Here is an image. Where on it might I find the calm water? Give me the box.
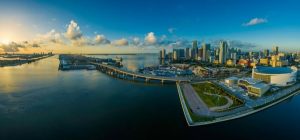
[0,55,299,140]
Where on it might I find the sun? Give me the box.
[0,38,11,45]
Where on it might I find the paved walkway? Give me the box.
[181,83,211,116]
[202,92,233,111]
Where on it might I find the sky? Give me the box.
[0,0,300,53]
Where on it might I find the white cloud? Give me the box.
[112,38,129,46]
[168,28,176,33]
[132,37,140,45]
[37,29,64,44]
[243,18,268,26]
[65,20,83,40]
[145,32,157,44]
[95,34,110,44]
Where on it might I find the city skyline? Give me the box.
[1,0,300,54]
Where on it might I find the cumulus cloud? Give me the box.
[145,32,157,45]
[94,34,110,44]
[131,37,141,46]
[37,29,64,44]
[112,38,129,46]
[65,20,83,40]
[0,42,25,52]
[243,18,268,26]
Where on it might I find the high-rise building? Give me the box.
[173,49,178,60]
[173,49,185,60]
[264,49,269,57]
[191,40,198,59]
[273,46,279,55]
[159,49,166,59]
[219,41,228,64]
[185,48,190,59]
[198,48,203,60]
[202,43,211,62]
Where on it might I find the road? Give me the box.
[181,83,211,116]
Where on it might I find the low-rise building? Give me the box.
[225,77,238,86]
[238,77,270,97]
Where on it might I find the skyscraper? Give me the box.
[191,40,198,59]
[159,48,166,59]
[185,47,190,59]
[202,43,211,62]
[273,46,279,55]
[264,49,269,57]
[219,41,228,64]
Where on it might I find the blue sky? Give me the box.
[0,0,300,53]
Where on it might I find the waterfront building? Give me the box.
[219,41,228,64]
[238,77,270,97]
[252,66,298,86]
[225,77,238,86]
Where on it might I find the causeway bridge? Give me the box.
[90,62,194,83]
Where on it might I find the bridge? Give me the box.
[90,62,193,83]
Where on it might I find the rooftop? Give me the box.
[239,77,262,84]
[249,82,270,89]
[255,66,295,74]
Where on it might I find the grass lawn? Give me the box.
[192,83,228,108]
[192,82,243,110]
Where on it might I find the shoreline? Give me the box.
[177,82,300,126]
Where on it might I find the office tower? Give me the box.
[202,43,211,62]
[173,49,185,60]
[173,49,178,60]
[219,41,228,64]
[159,48,166,59]
[179,49,185,59]
[198,48,203,60]
[191,40,198,59]
[231,52,237,64]
[264,49,269,57]
[185,48,190,59]
[273,46,279,55]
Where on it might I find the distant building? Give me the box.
[270,55,288,67]
[191,40,198,59]
[264,49,269,57]
[226,59,235,66]
[272,46,279,55]
[159,49,166,59]
[202,43,211,62]
[198,48,203,60]
[219,41,228,64]
[259,58,269,65]
[185,48,190,59]
[173,49,185,60]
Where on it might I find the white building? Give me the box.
[252,66,298,86]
